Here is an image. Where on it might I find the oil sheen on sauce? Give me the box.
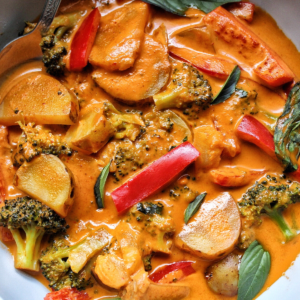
[0,1,300,300]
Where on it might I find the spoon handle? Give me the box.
[38,0,62,35]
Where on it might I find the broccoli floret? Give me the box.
[12,122,73,167]
[0,197,68,271]
[129,202,175,254]
[238,174,300,243]
[40,12,81,76]
[153,60,213,110]
[104,102,145,142]
[40,237,93,291]
[142,253,153,271]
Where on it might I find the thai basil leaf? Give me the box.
[211,65,241,105]
[94,161,111,209]
[274,82,300,172]
[237,240,271,300]
[184,193,206,224]
[142,0,240,15]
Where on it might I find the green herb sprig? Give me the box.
[94,161,112,209]
[184,193,207,224]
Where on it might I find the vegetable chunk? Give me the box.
[92,26,171,102]
[94,253,130,289]
[14,154,74,217]
[176,193,241,260]
[0,74,79,126]
[205,253,239,296]
[89,1,149,71]
[203,7,294,86]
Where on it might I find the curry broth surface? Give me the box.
[1,1,300,299]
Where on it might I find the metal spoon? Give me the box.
[0,0,61,77]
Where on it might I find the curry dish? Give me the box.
[1,1,300,299]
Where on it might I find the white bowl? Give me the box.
[0,1,299,299]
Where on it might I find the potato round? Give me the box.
[176,193,241,260]
[205,253,240,296]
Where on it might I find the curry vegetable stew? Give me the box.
[1,0,300,299]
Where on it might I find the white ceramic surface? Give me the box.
[0,1,300,299]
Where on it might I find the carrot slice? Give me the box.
[203,6,294,87]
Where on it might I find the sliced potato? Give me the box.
[92,25,171,103]
[0,74,79,126]
[65,107,115,154]
[116,221,143,275]
[69,229,112,274]
[89,1,149,71]
[176,193,241,260]
[205,253,240,296]
[94,252,130,289]
[14,154,74,217]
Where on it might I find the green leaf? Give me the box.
[274,82,300,172]
[238,240,271,300]
[94,161,111,209]
[142,0,240,15]
[211,65,241,105]
[184,193,206,224]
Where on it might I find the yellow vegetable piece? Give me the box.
[65,108,115,154]
[94,252,130,289]
[0,74,78,126]
[69,229,112,274]
[92,25,171,103]
[176,193,241,260]
[89,1,149,71]
[14,154,74,217]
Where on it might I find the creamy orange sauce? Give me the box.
[1,1,300,300]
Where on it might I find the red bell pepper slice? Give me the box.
[69,8,101,71]
[149,261,195,283]
[169,46,236,79]
[236,115,300,181]
[44,287,90,300]
[236,115,277,160]
[224,2,255,23]
[111,142,200,213]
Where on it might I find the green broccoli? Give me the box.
[40,237,93,291]
[40,12,81,76]
[0,197,68,271]
[239,175,300,242]
[153,60,213,110]
[40,229,111,291]
[104,102,145,142]
[12,122,72,167]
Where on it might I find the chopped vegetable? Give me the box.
[274,82,300,172]
[176,193,241,260]
[209,167,265,187]
[111,142,199,213]
[69,8,101,71]
[211,66,241,105]
[0,74,79,126]
[149,261,195,283]
[94,161,111,209]
[204,6,294,87]
[89,1,149,71]
[206,253,240,296]
[14,154,74,217]
[225,2,255,22]
[237,241,271,300]
[184,193,206,224]
[236,115,277,160]
[44,287,90,300]
[170,46,236,79]
[92,25,170,102]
